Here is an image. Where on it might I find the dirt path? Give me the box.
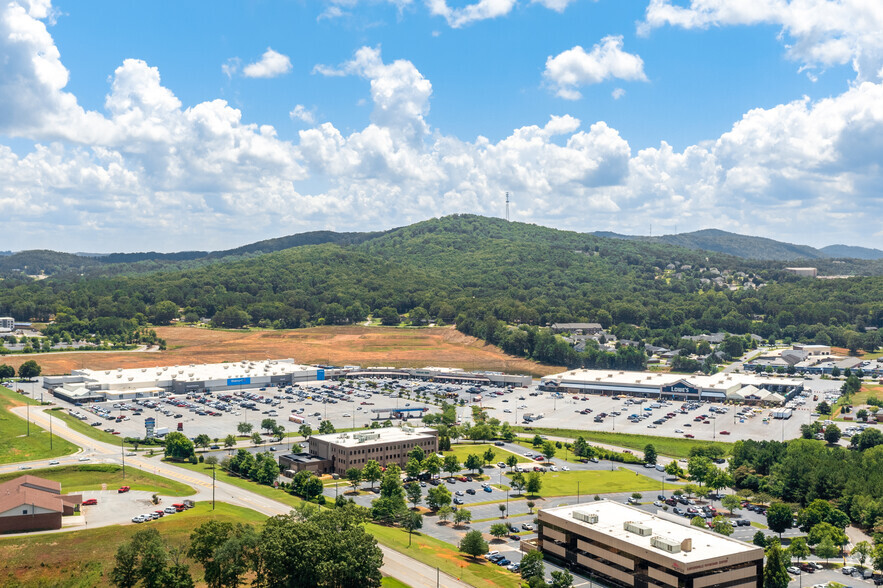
[2,325,562,377]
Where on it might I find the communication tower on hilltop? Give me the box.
[505,192,510,222]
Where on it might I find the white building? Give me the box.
[0,317,14,332]
[541,369,803,401]
[44,358,335,403]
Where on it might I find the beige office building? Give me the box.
[280,425,438,475]
[537,501,763,588]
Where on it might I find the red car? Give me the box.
[720,430,730,435]
[118,486,130,493]
[82,498,98,506]
[457,476,468,482]
[684,434,695,439]
[534,456,545,461]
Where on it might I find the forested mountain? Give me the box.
[97,229,385,264]
[1,215,881,371]
[594,228,828,261]
[0,250,104,275]
[820,244,883,260]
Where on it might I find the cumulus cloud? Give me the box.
[242,48,292,78]
[612,88,625,99]
[290,105,316,125]
[315,46,432,144]
[2,1,883,250]
[425,0,516,27]
[639,0,883,81]
[544,36,647,100]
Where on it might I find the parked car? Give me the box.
[82,498,98,506]
[118,486,130,493]
[787,566,801,575]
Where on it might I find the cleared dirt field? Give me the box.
[3,325,561,377]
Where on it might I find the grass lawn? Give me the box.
[443,442,523,468]
[0,464,194,496]
[0,386,79,465]
[381,578,412,588]
[47,408,142,448]
[506,467,665,498]
[513,426,734,459]
[0,502,265,588]
[367,523,519,588]
[167,459,308,509]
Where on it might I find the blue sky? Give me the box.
[1,0,882,252]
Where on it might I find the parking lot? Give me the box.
[12,372,874,451]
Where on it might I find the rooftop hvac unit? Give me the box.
[141,368,146,372]
[623,522,652,537]
[116,374,122,379]
[650,536,682,554]
[572,510,598,524]
[224,365,229,369]
[127,377,133,381]
[105,371,110,375]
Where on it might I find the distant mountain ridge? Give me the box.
[592,228,883,261]
[3,221,882,277]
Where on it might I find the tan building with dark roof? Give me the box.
[0,475,82,534]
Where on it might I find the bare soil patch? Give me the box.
[4,325,561,377]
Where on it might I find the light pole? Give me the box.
[212,464,216,510]
[577,481,580,504]
[26,400,30,436]
[49,410,53,450]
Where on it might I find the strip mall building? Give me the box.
[540,369,803,403]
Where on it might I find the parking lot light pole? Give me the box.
[212,464,216,510]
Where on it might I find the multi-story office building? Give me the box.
[537,501,764,588]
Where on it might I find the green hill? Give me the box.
[1,215,880,370]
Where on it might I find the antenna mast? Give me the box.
[505,192,510,222]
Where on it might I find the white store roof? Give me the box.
[71,358,316,390]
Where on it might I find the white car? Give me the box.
[653,500,664,507]
[674,429,684,433]
[48,460,60,465]
[549,465,557,472]
[132,515,146,523]
[561,466,570,471]
[78,456,90,462]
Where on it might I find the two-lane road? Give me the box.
[12,405,470,588]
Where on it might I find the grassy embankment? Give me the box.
[47,407,141,448]
[513,426,734,459]
[0,464,194,496]
[0,386,79,464]
[0,502,265,588]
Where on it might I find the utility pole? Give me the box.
[49,410,53,450]
[121,437,126,480]
[212,465,216,510]
[26,400,30,436]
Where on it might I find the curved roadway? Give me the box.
[8,405,469,588]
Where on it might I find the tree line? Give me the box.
[1,216,880,365]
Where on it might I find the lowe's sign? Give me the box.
[662,383,698,396]
[316,369,325,381]
[227,377,251,386]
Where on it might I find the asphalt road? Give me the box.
[8,405,472,588]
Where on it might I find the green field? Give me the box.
[443,443,524,469]
[367,523,519,588]
[0,464,194,496]
[0,502,265,588]
[381,578,412,588]
[0,386,79,465]
[166,459,308,509]
[513,426,734,459]
[507,467,666,498]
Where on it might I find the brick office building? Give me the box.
[0,475,82,534]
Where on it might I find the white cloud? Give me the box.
[316,46,432,144]
[290,104,316,125]
[242,48,292,79]
[544,36,647,100]
[531,0,580,12]
[221,58,240,79]
[612,88,625,99]
[2,2,883,250]
[639,0,883,81]
[426,0,517,27]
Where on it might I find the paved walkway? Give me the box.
[11,405,470,588]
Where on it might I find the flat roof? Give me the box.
[541,369,802,392]
[71,359,317,389]
[311,426,436,447]
[541,501,760,564]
